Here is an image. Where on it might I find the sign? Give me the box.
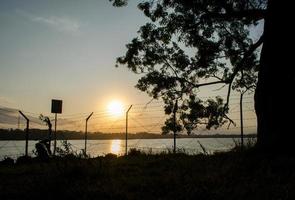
[51,99,62,114]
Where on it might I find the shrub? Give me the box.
[16,155,33,164]
[231,137,257,152]
[0,156,14,165]
[104,153,117,159]
[56,140,87,159]
[128,148,144,156]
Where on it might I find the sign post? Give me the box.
[51,99,62,155]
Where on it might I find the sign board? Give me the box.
[51,99,62,114]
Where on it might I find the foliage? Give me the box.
[35,140,51,161]
[104,153,118,159]
[109,0,127,7]
[0,156,14,165]
[55,140,75,157]
[39,114,53,149]
[1,152,295,200]
[55,140,88,158]
[112,0,265,134]
[231,137,257,152]
[16,155,34,164]
[127,148,144,156]
[197,140,208,155]
[39,114,52,129]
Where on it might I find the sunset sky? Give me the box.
[0,0,150,113]
[0,0,258,133]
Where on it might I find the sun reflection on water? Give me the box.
[110,140,121,155]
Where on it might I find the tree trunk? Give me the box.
[255,0,295,152]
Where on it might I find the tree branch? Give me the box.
[213,84,227,91]
[225,113,236,129]
[211,74,226,82]
[162,57,179,78]
[194,80,227,88]
[230,34,264,81]
[225,81,232,109]
[220,23,247,51]
[162,56,227,89]
[178,78,227,89]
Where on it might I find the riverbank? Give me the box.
[0,128,256,140]
[0,149,294,200]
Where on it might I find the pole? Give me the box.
[48,122,52,152]
[240,92,244,151]
[173,100,178,154]
[19,111,29,157]
[17,114,20,129]
[84,112,93,155]
[26,120,29,156]
[53,113,57,155]
[125,105,132,155]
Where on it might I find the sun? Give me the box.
[107,100,124,117]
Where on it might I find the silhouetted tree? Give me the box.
[39,115,52,150]
[111,0,295,152]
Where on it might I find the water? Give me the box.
[0,138,246,159]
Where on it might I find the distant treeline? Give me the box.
[0,128,256,140]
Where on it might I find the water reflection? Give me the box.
[0,138,244,159]
[110,140,121,154]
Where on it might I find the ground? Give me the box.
[0,150,295,200]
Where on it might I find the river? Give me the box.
[0,138,254,159]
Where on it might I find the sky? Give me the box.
[0,0,150,114]
[0,0,258,134]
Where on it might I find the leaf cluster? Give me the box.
[114,0,265,134]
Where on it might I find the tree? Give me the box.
[110,0,295,152]
[39,114,52,148]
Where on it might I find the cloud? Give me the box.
[0,105,81,129]
[0,106,18,125]
[0,96,81,129]
[16,9,81,35]
[32,16,81,34]
[0,96,15,107]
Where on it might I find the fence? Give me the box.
[0,94,257,159]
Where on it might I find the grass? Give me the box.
[0,149,295,200]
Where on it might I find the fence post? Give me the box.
[240,92,244,150]
[84,112,93,155]
[19,111,29,157]
[173,100,178,154]
[53,113,57,155]
[125,105,132,155]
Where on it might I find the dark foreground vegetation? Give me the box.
[1,148,295,200]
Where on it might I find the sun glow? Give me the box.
[110,140,121,154]
[107,100,124,117]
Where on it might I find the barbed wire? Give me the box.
[0,95,257,159]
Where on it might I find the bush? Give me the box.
[56,140,88,159]
[35,139,51,161]
[231,137,257,152]
[104,153,117,159]
[128,148,144,156]
[16,155,33,164]
[0,156,14,165]
[55,140,74,157]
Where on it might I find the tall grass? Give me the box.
[231,137,257,152]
